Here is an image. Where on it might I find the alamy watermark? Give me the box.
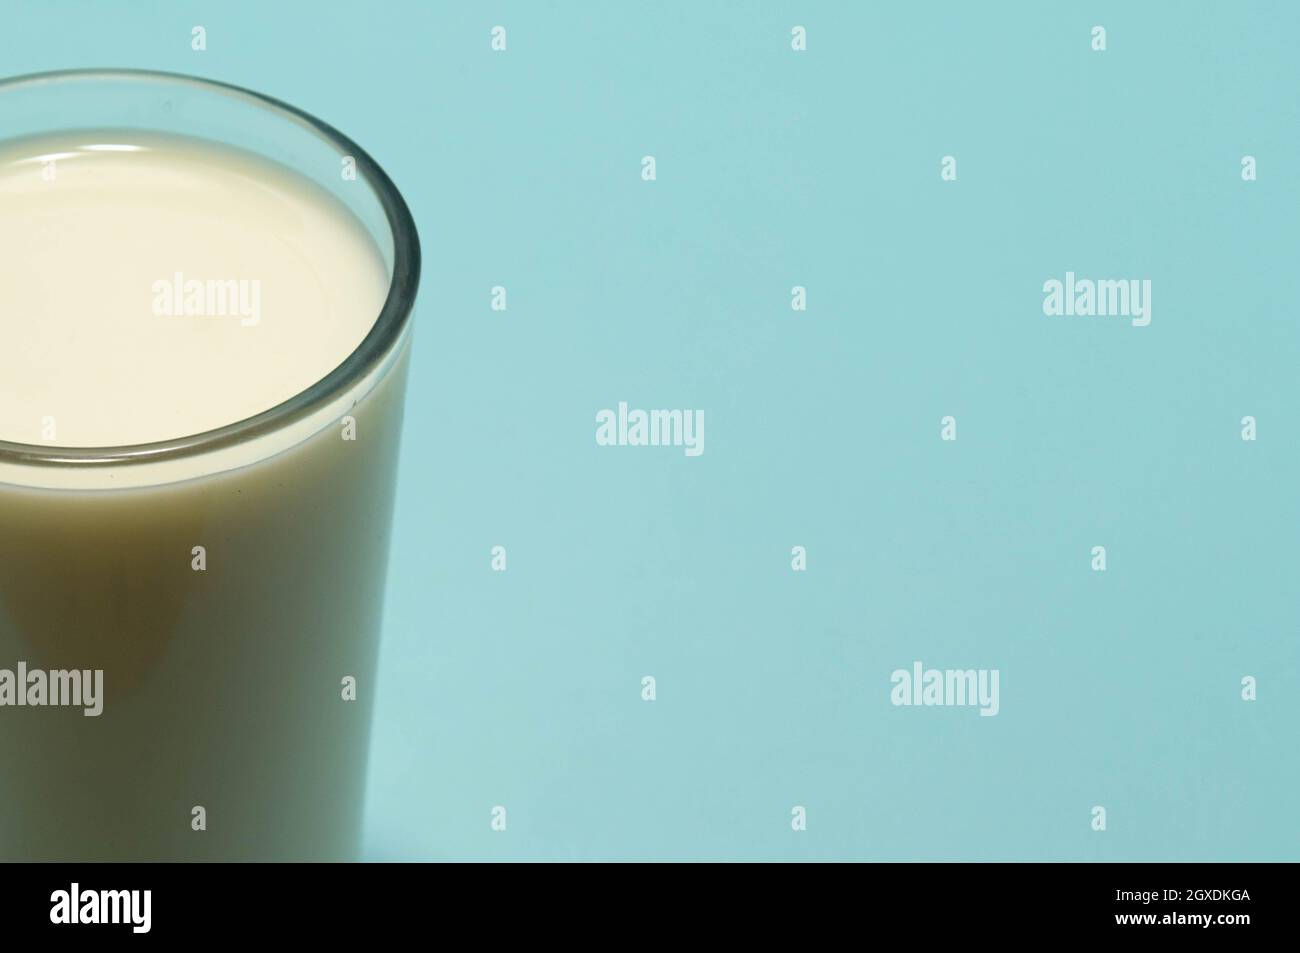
[595,402,704,457]
[890,661,1000,716]
[1043,271,1151,327]
[0,662,103,716]
[50,883,150,933]
[151,271,261,326]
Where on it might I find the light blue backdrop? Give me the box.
[5,1,1297,860]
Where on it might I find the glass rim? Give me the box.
[0,66,420,470]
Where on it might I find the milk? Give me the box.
[0,131,411,860]
[0,133,391,449]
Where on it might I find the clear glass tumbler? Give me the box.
[0,69,419,861]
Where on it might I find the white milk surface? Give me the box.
[0,131,390,448]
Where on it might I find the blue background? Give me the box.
[5,1,1297,860]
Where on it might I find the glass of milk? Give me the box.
[0,69,420,860]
